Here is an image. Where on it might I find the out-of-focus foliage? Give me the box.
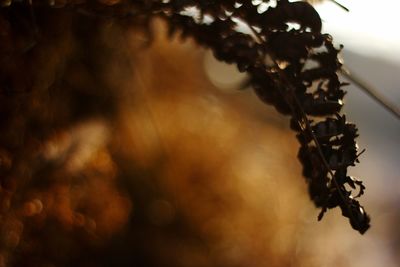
[0,12,310,266]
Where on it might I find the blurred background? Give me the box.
[0,1,399,267]
[203,1,400,265]
[319,1,400,265]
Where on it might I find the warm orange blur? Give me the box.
[1,17,398,267]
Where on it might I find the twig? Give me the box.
[341,67,400,120]
[329,0,349,12]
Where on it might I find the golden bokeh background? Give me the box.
[0,9,398,267]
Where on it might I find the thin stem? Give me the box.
[329,0,349,12]
[340,67,400,120]
[277,71,359,227]
[248,25,359,227]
